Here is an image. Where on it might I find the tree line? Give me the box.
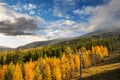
[0,45,108,80]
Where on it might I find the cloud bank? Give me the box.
[1,0,120,37]
[73,0,120,31]
[0,3,44,36]
[0,17,39,35]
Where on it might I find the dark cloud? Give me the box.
[0,17,39,36]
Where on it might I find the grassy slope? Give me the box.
[74,49,120,80]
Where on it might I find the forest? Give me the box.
[0,45,108,80]
[0,35,119,80]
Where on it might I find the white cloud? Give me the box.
[29,11,35,15]
[65,20,75,25]
[12,3,37,15]
[90,0,120,30]
[0,3,15,22]
[27,3,36,10]
[44,19,80,39]
[46,29,74,39]
[12,2,22,12]
[0,3,47,47]
[50,0,120,37]
[0,34,47,48]
[53,0,76,18]
[73,0,120,31]
[0,3,32,23]
[15,3,37,11]
[73,6,95,15]
[44,19,76,31]
[23,4,28,10]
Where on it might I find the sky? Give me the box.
[0,0,120,48]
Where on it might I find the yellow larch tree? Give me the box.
[83,52,91,68]
[43,63,51,80]
[95,46,103,62]
[0,65,7,80]
[34,63,42,80]
[69,58,75,78]
[103,46,109,57]
[13,63,23,80]
[74,54,80,71]
[52,66,61,80]
[60,53,69,80]
[24,61,35,80]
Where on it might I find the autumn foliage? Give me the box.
[0,45,108,80]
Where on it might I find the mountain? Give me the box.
[0,46,13,52]
[17,38,70,49]
[70,27,120,42]
[84,27,120,37]
[17,27,120,49]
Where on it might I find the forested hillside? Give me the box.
[18,28,120,52]
[0,46,109,80]
[0,28,119,80]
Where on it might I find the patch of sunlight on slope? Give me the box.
[82,49,120,80]
[83,62,120,78]
[72,49,120,80]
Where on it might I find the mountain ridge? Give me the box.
[0,46,13,52]
[17,28,120,49]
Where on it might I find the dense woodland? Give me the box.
[0,34,119,80]
[0,45,108,80]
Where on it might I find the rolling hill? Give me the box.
[17,38,70,49]
[17,28,120,49]
[0,46,13,52]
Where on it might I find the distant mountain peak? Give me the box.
[0,46,13,52]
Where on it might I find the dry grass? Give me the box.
[83,62,120,78]
[73,49,120,80]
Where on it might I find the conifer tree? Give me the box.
[53,66,61,80]
[34,63,42,80]
[13,63,23,80]
[74,54,80,71]
[24,62,35,80]
[5,62,14,80]
[83,54,91,68]
[0,65,7,80]
[43,63,51,80]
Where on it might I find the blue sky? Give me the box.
[0,0,120,48]
[1,0,108,21]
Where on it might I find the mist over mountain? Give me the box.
[17,27,120,49]
[17,38,70,49]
